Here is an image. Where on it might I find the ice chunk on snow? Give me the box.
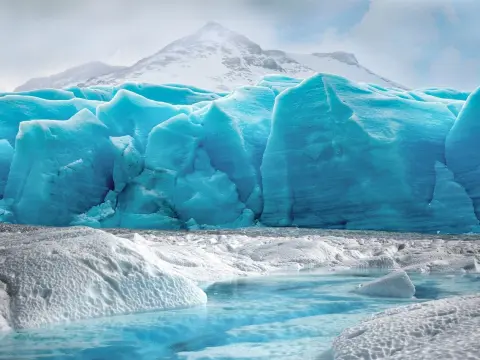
[354,270,415,298]
[0,227,206,329]
[327,295,480,360]
[238,237,343,267]
[349,255,400,270]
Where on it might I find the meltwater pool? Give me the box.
[0,271,478,360]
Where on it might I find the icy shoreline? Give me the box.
[0,225,479,358]
[0,226,479,325]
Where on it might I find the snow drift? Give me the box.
[0,227,207,330]
[325,295,480,360]
[0,74,479,233]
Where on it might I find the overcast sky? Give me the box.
[0,0,479,91]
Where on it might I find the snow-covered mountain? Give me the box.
[16,22,406,92]
[15,62,126,92]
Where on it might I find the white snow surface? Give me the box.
[131,230,480,283]
[327,295,480,360]
[0,227,206,330]
[0,226,479,332]
[354,270,415,298]
[15,22,405,92]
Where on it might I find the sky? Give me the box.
[0,0,479,91]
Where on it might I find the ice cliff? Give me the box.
[0,74,479,233]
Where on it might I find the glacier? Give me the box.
[0,73,479,233]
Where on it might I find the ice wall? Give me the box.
[0,75,478,233]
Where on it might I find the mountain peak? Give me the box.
[154,21,262,57]
[192,21,239,41]
[15,23,406,92]
[201,21,227,31]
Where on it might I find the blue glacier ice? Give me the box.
[5,109,116,225]
[0,74,479,232]
[446,88,480,219]
[261,75,472,232]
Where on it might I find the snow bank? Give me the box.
[0,227,206,330]
[326,295,480,359]
[0,75,479,233]
[118,229,480,282]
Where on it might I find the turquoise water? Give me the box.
[1,271,478,360]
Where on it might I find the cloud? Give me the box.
[0,0,372,90]
[309,0,480,90]
[0,0,281,89]
[428,47,480,90]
